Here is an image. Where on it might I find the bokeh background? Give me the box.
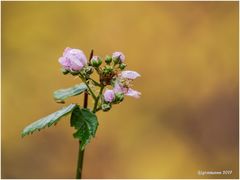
[1,2,239,179]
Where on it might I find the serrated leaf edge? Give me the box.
[21,104,78,137]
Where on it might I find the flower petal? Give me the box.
[125,88,141,98]
[70,57,84,71]
[70,49,87,65]
[59,48,87,71]
[58,57,71,70]
[121,70,141,79]
[103,89,115,102]
[113,82,128,94]
[63,47,72,56]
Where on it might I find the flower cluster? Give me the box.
[22,47,142,175]
[59,47,141,112]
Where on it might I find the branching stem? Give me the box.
[79,74,97,100]
[93,86,104,113]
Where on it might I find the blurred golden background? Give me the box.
[2,2,239,179]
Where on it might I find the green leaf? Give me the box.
[21,104,77,137]
[70,107,99,150]
[53,83,87,102]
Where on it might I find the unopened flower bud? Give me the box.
[91,56,102,67]
[103,65,113,74]
[105,55,112,64]
[102,103,112,112]
[113,92,124,104]
[103,89,115,102]
[59,47,87,71]
[113,57,119,64]
[112,52,125,64]
[119,63,126,70]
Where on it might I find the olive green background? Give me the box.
[2,2,239,179]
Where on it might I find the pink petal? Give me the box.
[58,57,71,70]
[104,89,115,102]
[70,49,87,65]
[125,88,141,98]
[63,47,72,56]
[121,70,140,79]
[113,82,128,94]
[112,51,125,63]
[70,57,84,71]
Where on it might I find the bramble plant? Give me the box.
[21,48,141,179]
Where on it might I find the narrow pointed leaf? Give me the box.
[53,83,87,102]
[70,107,98,150]
[21,104,77,137]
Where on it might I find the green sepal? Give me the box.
[105,55,112,64]
[101,103,111,112]
[61,68,69,75]
[113,92,124,104]
[119,63,126,70]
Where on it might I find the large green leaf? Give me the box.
[70,107,98,150]
[53,83,87,102]
[21,104,77,137]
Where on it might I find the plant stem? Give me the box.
[93,86,104,113]
[84,80,97,100]
[76,141,85,179]
[79,74,97,100]
[89,77,101,87]
[76,92,88,179]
